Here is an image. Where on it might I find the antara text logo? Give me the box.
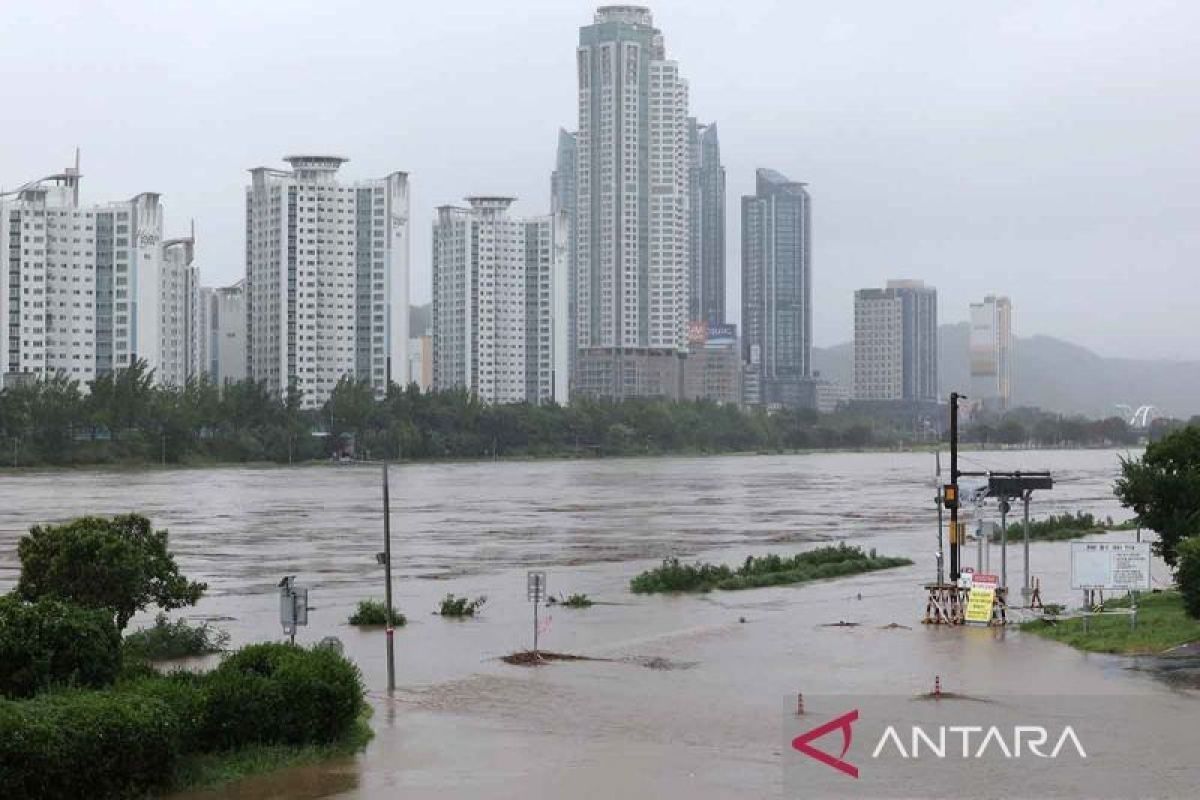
[792,709,1087,779]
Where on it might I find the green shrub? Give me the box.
[629,557,733,593]
[554,593,593,608]
[348,599,406,626]
[121,671,209,753]
[202,643,364,748]
[1176,536,1200,619]
[439,594,487,617]
[630,545,913,593]
[0,596,121,698]
[124,613,230,661]
[0,689,181,799]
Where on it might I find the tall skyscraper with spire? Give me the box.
[687,119,725,326]
[574,6,690,399]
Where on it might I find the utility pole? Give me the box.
[949,392,962,581]
[935,451,944,585]
[382,461,396,693]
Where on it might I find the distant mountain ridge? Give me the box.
[813,323,1200,418]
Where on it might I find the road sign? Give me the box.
[527,571,547,603]
[972,573,999,588]
[527,571,547,657]
[1070,542,1152,591]
[965,586,996,624]
[279,576,309,642]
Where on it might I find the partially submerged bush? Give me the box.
[348,599,406,627]
[549,593,594,608]
[203,643,364,748]
[629,557,733,593]
[439,594,487,617]
[0,642,367,800]
[124,613,230,661]
[631,544,913,593]
[0,596,121,698]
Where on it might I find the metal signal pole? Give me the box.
[382,461,396,693]
[949,392,962,581]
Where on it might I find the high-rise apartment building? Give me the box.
[853,280,938,402]
[687,119,725,326]
[551,129,578,390]
[0,161,175,389]
[160,230,198,387]
[969,294,1013,410]
[741,169,812,407]
[245,156,409,408]
[431,197,566,405]
[195,281,246,387]
[574,6,690,399]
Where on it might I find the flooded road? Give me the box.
[0,449,1192,798]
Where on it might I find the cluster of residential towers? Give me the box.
[0,6,1013,414]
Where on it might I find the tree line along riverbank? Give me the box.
[0,361,1165,468]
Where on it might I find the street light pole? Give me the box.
[949,392,962,581]
[382,460,396,693]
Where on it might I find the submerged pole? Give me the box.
[1022,491,1032,601]
[383,461,396,693]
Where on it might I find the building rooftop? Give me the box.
[595,6,653,26]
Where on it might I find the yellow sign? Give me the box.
[965,587,996,624]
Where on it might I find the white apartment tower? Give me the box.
[575,6,690,399]
[245,156,409,408]
[969,294,1013,410]
[853,280,939,403]
[160,229,198,387]
[195,281,247,387]
[431,198,567,405]
[0,160,172,388]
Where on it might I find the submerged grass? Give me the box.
[170,713,373,793]
[348,600,406,627]
[123,614,230,661]
[1020,590,1200,655]
[989,512,1136,543]
[630,544,913,594]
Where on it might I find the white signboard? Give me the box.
[1070,542,1151,591]
[527,571,546,603]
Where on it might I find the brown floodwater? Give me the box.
[1,449,1193,799]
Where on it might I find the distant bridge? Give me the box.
[1115,404,1160,429]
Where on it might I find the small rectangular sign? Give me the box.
[972,573,999,588]
[527,570,546,603]
[1070,542,1151,590]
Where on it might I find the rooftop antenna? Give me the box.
[69,147,82,206]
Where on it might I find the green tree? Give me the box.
[1114,425,1200,566]
[1176,536,1200,619]
[16,514,207,630]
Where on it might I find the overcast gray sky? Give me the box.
[3,0,1197,359]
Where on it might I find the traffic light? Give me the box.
[943,484,958,510]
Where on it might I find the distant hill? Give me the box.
[814,323,1200,418]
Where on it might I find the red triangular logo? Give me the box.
[791,709,859,779]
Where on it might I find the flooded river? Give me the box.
[0,449,1193,799]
